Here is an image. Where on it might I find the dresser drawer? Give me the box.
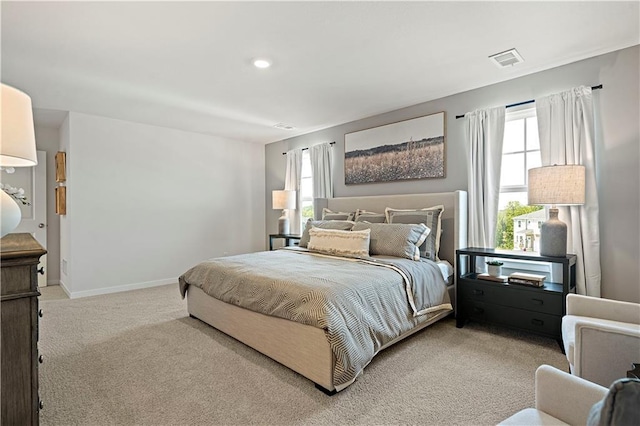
[462,300,561,338]
[459,279,562,315]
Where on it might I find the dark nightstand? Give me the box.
[269,234,301,251]
[456,247,577,348]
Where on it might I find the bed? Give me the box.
[179,191,467,393]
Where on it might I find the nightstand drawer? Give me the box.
[459,280,562,315]
[463,300,561,337]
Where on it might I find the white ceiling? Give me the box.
[2,1,639,144]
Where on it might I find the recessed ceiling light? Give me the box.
[253,58,272,69]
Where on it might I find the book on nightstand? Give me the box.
[477,273,508,283]
[508,272,546,287]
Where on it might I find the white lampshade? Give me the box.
[1,83,38,167]
[528,165,586,206]
[272,190,296,210]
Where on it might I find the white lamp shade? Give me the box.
[528,165,586,206]
[1,190,22,237]
[1,83,37,167]
[272,190,296,210]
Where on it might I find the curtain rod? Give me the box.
[282,141,335,155]
[455,84,603,119]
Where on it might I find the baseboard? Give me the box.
[64,278,177,299]
[59,280,72,298]
[47,279,61,286]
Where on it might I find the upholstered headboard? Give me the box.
[314,191,467,268]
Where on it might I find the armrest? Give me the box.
[535,365,607,425]
[574,321,640,386]
[566,294,640,324]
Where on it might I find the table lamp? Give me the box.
[1,83,38,237]
[272,190,296,235]
[528,165,585,257]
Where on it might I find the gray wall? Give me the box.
[265,45,640,303]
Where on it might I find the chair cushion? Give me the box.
[561,315,638,366]
[587,378,640,426]
[498,408,570,426]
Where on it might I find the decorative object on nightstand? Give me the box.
[486,260,503,277]
[0,83,38,237]
[528,165,585,257]
[272,190,296,235]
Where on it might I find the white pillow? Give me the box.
[307,227,370,258]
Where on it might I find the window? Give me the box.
[300,150,313,227]
[495,108,543,251]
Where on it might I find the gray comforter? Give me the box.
[178,249,451,389]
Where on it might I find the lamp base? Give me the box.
[1,190,22,238]
[278,211,290,235]
[540,208,567,257]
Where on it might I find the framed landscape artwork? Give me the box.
[344,112,446,185]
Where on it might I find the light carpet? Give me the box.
[38,284,567,425]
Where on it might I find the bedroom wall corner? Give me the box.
[62,112,265,298]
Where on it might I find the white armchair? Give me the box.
[562,293,640,387]
[499,365,607,425]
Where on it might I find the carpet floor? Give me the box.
[38,284,568,425]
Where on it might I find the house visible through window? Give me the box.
[495,108,543,251]
[300,150,313,227]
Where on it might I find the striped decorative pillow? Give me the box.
[307,228,370,258]
[351,222,430,261]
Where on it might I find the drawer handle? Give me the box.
[38,267,45,275]
[39,309,44,318]
[531,299,544,305]
[473,307,485,314]
[39,399,44,410]
[472,289,484,296]
[39,355,44,364]
[531,319,544,326]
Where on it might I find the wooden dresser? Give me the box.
[1,233,46,425]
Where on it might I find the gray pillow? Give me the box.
[587,378,640,426]
[322,208,354,221]
[352,222,429,260]
[299,220,355,248]
[385,206,444,261]
[354,209,387,223]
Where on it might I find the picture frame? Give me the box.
[55,186,66,215]
[55,151,66,182]
[344,112,446,185]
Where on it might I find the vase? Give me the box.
[487,264,502,277]
[1,190,22,237]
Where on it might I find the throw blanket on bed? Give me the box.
[178,249,451,389]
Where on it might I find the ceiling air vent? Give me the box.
[273,123,296,130]
[489,48,524,68]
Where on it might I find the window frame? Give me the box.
[500,107,540,195]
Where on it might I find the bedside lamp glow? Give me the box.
[528,165,585,257]
[272,190,296,235]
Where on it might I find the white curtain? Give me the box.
[536,86,601,296]
[285,148,303,234]
[310,143,334,199]
[464,106,506,249]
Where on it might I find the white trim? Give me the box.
[62,277,177,299]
